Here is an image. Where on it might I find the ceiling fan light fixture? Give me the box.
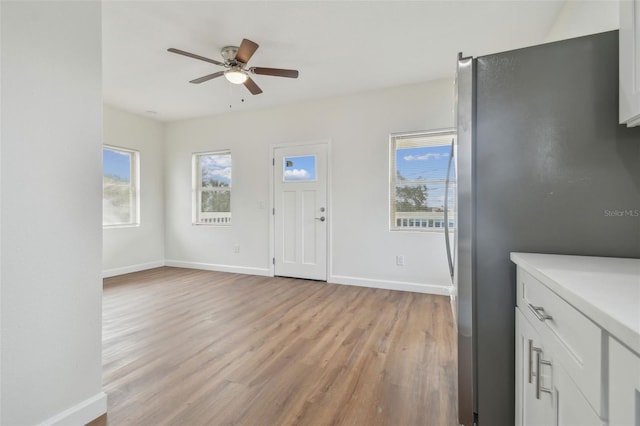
[224,67,248,84]
[168,38,298,96]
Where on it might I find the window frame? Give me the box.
[192,150,232,226]
[102,145,140,228]
[389,129,457,232]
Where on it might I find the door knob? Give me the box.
[315,216,326,222]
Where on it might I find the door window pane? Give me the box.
[283,155,316,182]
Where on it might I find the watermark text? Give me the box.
[604,209,639,217]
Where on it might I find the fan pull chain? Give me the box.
[227,83,245,110]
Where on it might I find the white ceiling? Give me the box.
[103,0,567,122]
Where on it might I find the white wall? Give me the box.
[544,0,619,43]
[1,2,106,424]
[0,1,3,421]
[165,80,455,294]
[103,105,165,277]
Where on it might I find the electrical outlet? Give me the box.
[233,244,240,253]
[396,255,405,266]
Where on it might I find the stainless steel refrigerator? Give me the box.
[453,30,640,426]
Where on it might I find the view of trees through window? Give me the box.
[194,151,232,225]
[103,146,139,226]
[390,132,456,231]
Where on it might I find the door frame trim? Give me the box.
[269,139,332,279]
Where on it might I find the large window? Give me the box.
[103,145,140,227]
[193,150,232,225]
[390,131,456,231]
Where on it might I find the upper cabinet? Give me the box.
[620,0,640,127]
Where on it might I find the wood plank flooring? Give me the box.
[90,267,457,426]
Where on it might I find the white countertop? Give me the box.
[511,252,640,355]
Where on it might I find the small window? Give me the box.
[103,145,140,227]
[283,155,316,182]
[193,151,231,225]
[390,131,456,232]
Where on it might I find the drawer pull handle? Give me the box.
[536,350,553,399]
[528,304,553,322]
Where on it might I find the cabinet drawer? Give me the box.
[516,268,603,415]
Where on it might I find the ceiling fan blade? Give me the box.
[235,39,259,64]
[252,67,299,78]
[189,71,225,84]
[168,48,224,67]
[243,77,263,95]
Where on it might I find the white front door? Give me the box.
[273,143,328,280]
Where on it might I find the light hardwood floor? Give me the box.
[90,267,457,426]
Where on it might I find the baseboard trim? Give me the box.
[329,275,452,295]
[38,392,107,426]
[104,260,451,295]
[164,260,271,277]
[103,260,165,278]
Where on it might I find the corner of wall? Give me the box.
[544,0,619,43]
[102,106,167,275]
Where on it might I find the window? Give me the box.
[282,155,317,182]
[193,150,231,225]
[390,131,456,231]
[103,145,139,227]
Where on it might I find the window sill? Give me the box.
[390,228,448,233]
[103,224,140,229]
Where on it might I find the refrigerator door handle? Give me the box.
[444,138,455,281]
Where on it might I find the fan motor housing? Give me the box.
[221,46,239,63]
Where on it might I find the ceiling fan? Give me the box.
[168,38,299,95]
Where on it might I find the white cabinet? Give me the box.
[609,337,640,425]
[512,253,640,426]
[516,268,602,411]
[619,0,640,127]
[516,309,553,426]
[553,363,603,426]
[515,308,602,426]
